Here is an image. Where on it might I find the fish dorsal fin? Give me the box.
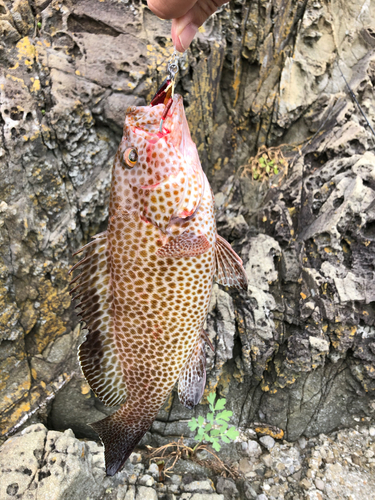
[178,332,207,409]
[70,233,127,407]
[157,232,210,258]
[214,234,248,290]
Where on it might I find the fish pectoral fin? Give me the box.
[178,333,207,410]
[91,408,154,476]
[214,234,248,290]
[156,232,210,258]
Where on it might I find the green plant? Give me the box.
[188,392,239,452]
[239,145,288,182]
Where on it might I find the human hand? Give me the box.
[147,0,230,53]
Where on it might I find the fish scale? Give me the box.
[70,95,248,476]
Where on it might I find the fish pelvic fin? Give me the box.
[156,232,210,258]
[70,232,127,407]
[214,234,248,290]
[178,332,207,410]
[91,408,154,476]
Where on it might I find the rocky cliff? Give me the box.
[1,0,375,458]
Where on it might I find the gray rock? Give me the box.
[184,480,214,492]
[139,474,155,487]
[190,495,224,500]
[135,486,157,500]
[246,440,263,458]
[0,424,127,500]
[259,436,275,450]
[146,463,160,479]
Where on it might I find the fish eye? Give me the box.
[123,147,138,168]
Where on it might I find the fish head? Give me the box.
[110,95,205,234]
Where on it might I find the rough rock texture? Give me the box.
[1,423,375,499]
[1,0,375,460]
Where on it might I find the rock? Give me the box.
[146,463,160,479]
[216,477,239,499]
[0,424,47,499]
[189,495,224,500]
[259,436,275,450]
[261,454,273,468]
[170,474,182,485]
[184,480,214,492]
[0,424,129,499]
[239,458,253,474]
[314,478,325,491]
[139,474,155,487]
[135,486,157,500]
[246,440,263,458]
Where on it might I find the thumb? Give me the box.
[171,0,230,52]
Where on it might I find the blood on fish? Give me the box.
[69,94,248,476]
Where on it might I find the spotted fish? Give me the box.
[70,94,247,476]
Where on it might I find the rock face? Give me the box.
[1,0,375,454]
[1,423,375,500]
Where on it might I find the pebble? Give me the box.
[247,440,263,457]
[314,478,325,491]
[183,480,213,493]
[146,463,159,478]
[139,474,154,487]
[259,436,275,450]
[135,486,157,500]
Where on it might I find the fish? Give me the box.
[70,94,248,476]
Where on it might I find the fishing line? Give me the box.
[336,60,375,142]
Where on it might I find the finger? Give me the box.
[147,0,198,20]
[171,0,230,52]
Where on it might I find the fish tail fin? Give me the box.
[91,408,153,476]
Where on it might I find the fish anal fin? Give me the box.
[71,232,127,407]
[157,232,210,258]
[91,408,154,476]
[178,334,206,410]
[214,234,248,290]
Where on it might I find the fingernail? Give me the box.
[179,23,198,51]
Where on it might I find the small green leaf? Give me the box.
[268,160,274,166]
[188,419,198,431]
[215,399,226,411]
[216,410,232,421]
[194,435,201,441]
[198,416,205,426]
[205,423,212,432]
[203,433,211,441]
[206,412,214,423]
[196,427,204,438]
[253,172,259,180]
[215,421,228,431]
[259,157,266,166]
[226,427,240,440]
[221,435,231,444]
[212,440,221,452]
[266,165,270,174]
[274,167,279,175]
[207,392,216,405]
[210,429,221,437]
